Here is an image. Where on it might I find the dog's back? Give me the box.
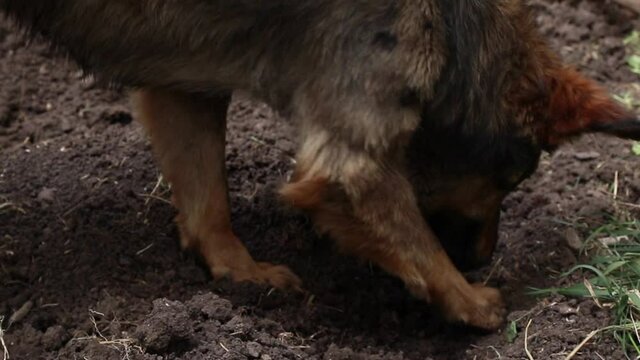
[0,0,405,107]
[1,1,316,95]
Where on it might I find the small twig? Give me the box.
[524,319,534,360]
[613,0,640,13]
[484,257,503,285]
[612,171,619,200]
[62,202,82,218]
[488,345,502,359]
[86,310,142,360]
[219,342,230,352]
[135,243,155,256]
[137,193,171,205]
[565,329,600,360]
[630,309,640,347]
[0,315,9,360]
[98,339,136,346]
[617,201,640,210]
[249,136,295,160]
[88,310,108,341]
[583,279,604,309]
[0,202,25,215]
[8,301,33,329]
[144,176,165,205]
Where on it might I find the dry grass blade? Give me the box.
[0,202,25,214]
[524,319,534,360]
[249,135,295,161]
[144,175,165,205]
[138,175,172,206]
[483,257,503,285]
[71,309,144,360]
[613,0,640,13]
[534,219,640,357]
[630,310,640,348]
[612,171,619,200]
[137,193,171,205]
[0,315,9,360]
[565,330,601,360]
[8,301,33,328]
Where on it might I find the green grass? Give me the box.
[621,30,640,155]
[614,92,640,111]
[625,31,640,76]
[520,25,640,360]
[531,219,640,356]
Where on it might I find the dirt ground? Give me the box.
[1,1,640,359]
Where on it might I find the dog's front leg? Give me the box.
[132,89,301,289]
[282,159,505,330]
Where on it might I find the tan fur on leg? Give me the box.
[133,89,301,289]
[282,165,505,330]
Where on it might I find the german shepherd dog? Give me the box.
[2,0,638,330]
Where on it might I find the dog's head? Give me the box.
[410,0,639,271]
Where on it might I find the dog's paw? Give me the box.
[256,262,303,290]
[188,228,303,291]
[211,262,302,291]
[441,283,506,331]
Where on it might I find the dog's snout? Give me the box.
[427,208,500,271]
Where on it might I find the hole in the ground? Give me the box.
[165,338,195,356]
[103,111,133,125]
[0,103,19,128]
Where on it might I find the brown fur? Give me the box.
[3,0,638,331]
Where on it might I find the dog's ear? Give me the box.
[542,67,639,148]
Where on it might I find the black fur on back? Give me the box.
[410,0,540,185]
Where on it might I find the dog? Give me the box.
[2,0,638,331]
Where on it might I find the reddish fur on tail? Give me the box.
[544,66,636,146]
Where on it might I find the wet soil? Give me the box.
[1,1,640,359]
